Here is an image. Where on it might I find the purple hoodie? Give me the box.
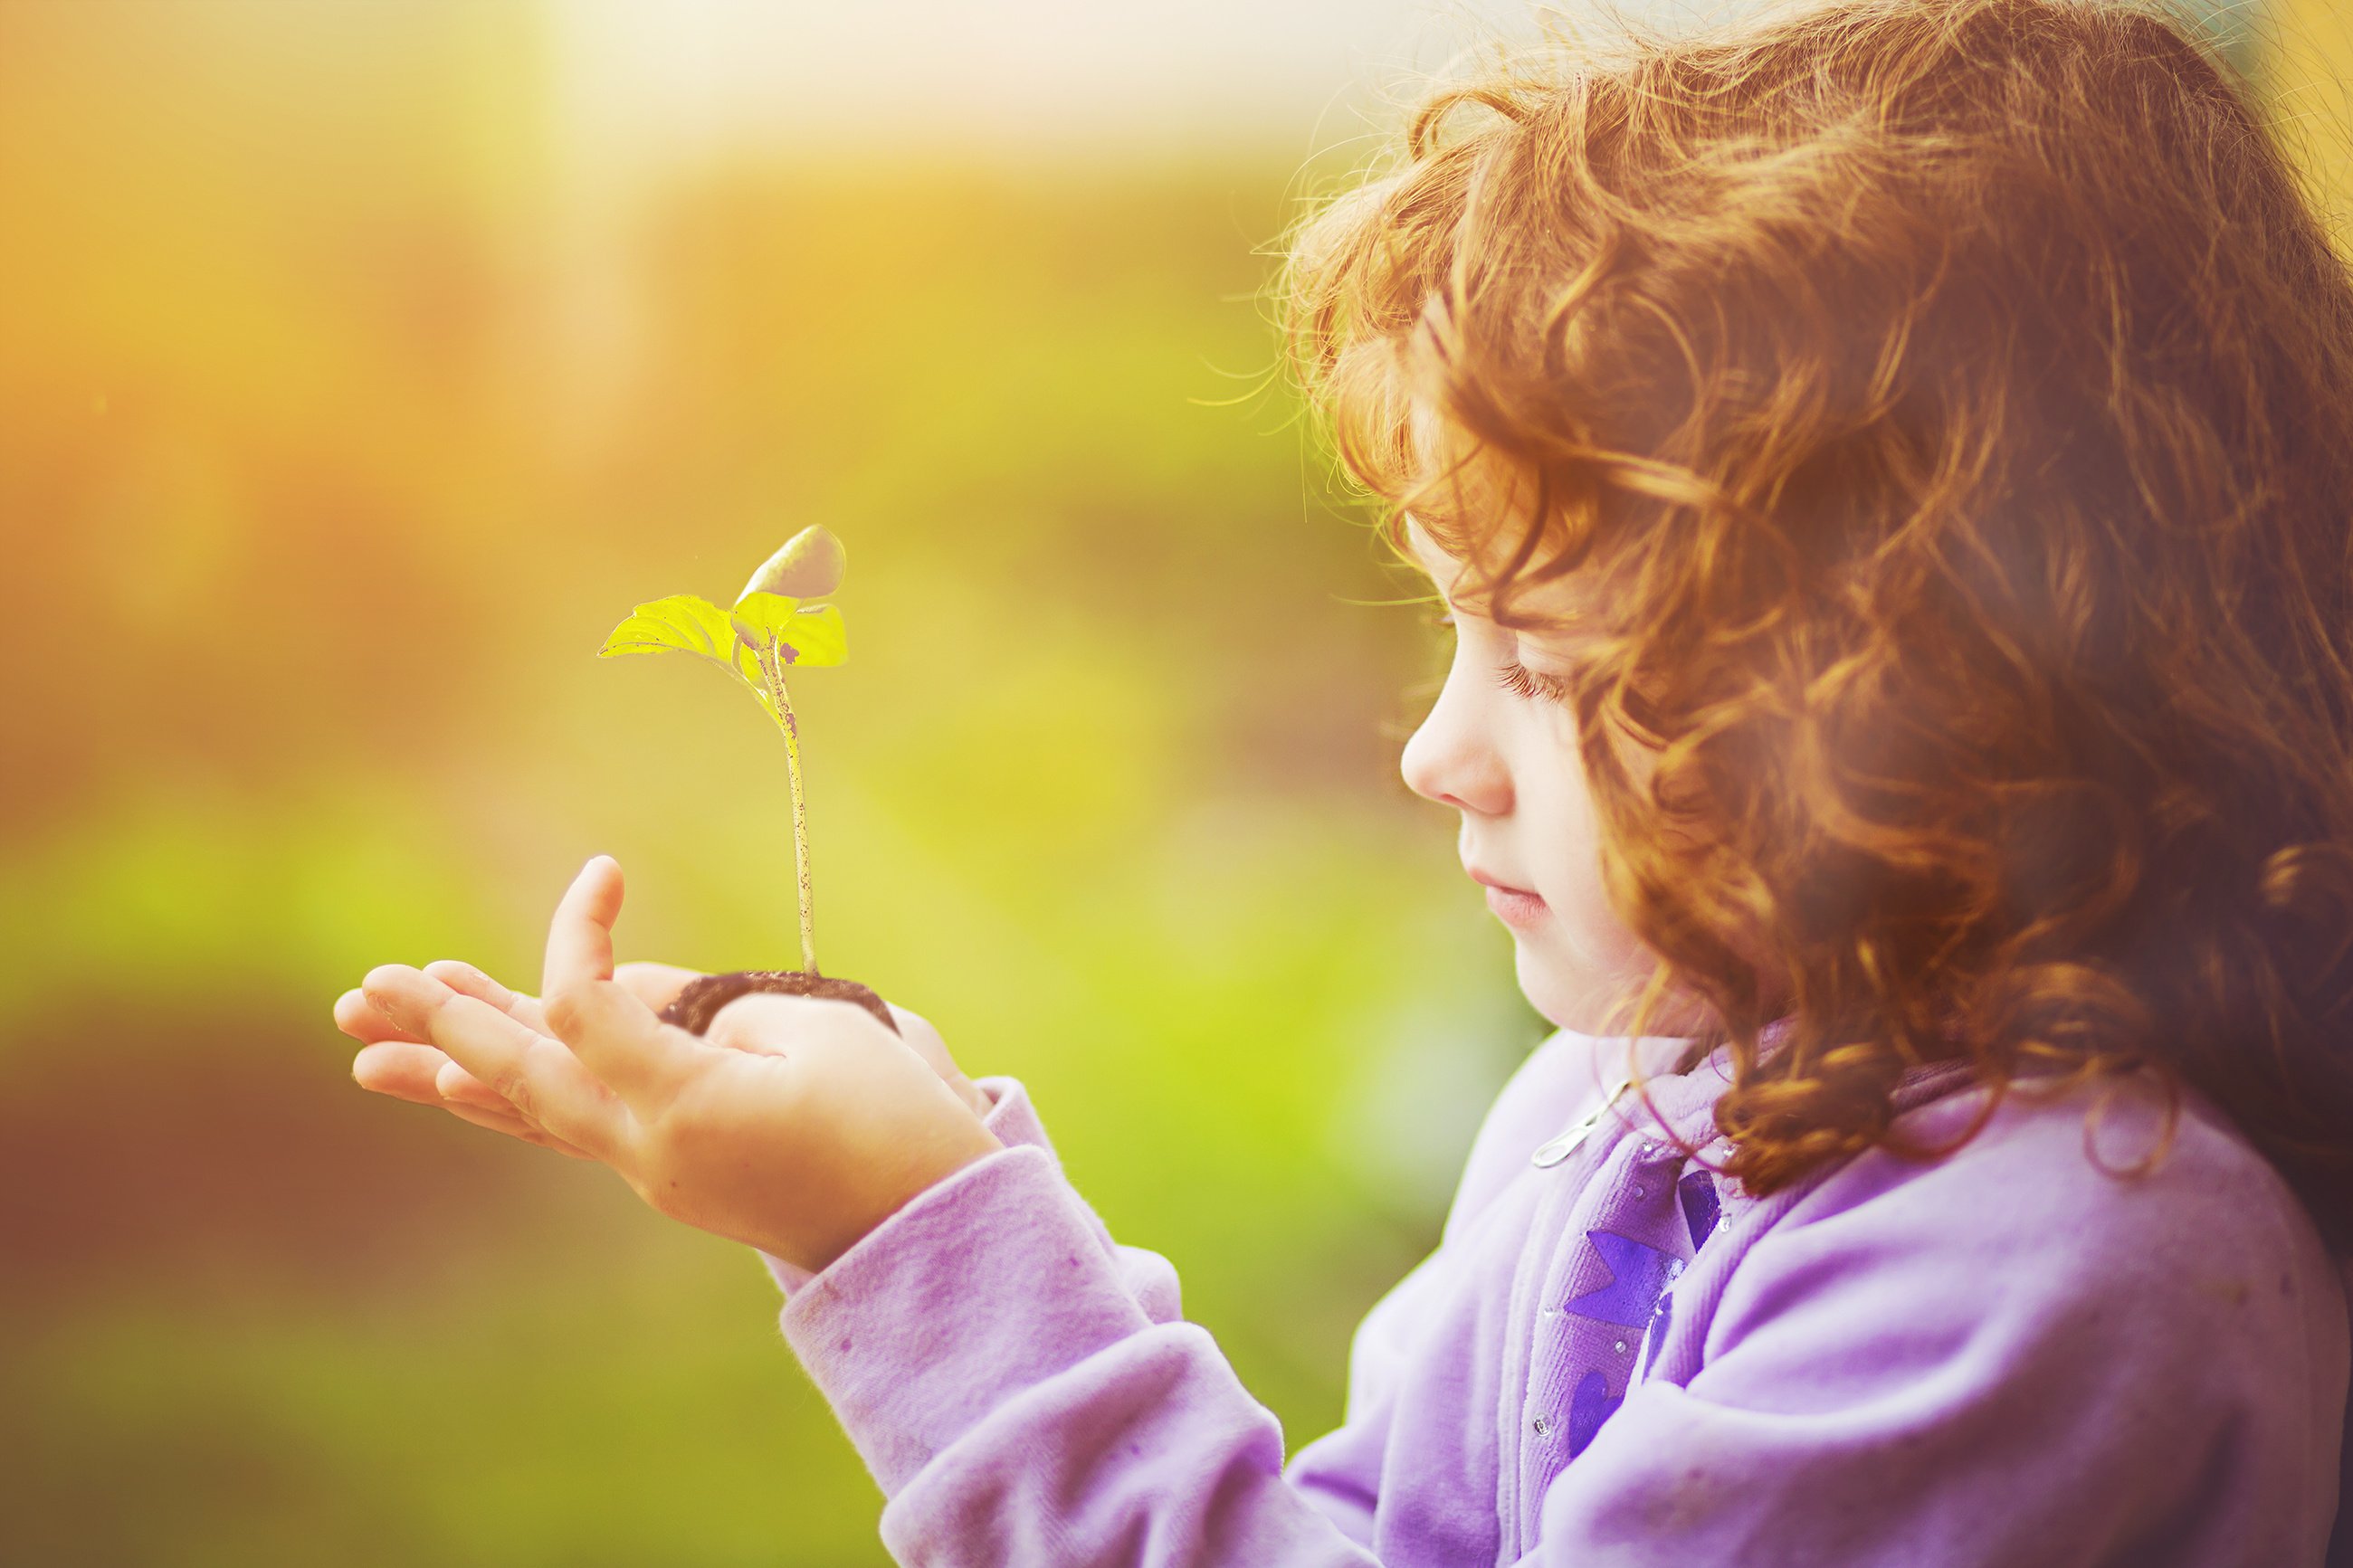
[761,1030,2349,1565]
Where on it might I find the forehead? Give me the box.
[1400,510,1592,634]
[1401,513,1458,586]
[1396,431,1572,610]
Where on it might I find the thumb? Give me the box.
[543,855,624,998]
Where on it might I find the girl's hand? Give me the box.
[335,959,699,1157]
[336,953,989,1154]
[343,857,1004,1274]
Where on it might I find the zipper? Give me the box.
[1499,1069,1640,1557]
[1530,1074,1636,1168]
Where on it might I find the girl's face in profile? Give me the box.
[1397,515,1666,1034]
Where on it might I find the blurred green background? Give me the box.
[0,0,2331,1563]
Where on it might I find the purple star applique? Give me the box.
[1567,1369,1622,1457]
[1564,1231,1686,1329]
[1679,1169,1720,1250]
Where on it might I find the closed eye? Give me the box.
[1431,605,1571,703]
[1496,660,1572,703]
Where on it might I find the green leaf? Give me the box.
[600,595,764,683]
[599,594,736,660]
[731,594,846,668]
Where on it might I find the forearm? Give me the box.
[781,1144,1382,1567]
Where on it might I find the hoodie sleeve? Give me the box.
[769,1040,1626,1563]
[772,1068,2345,1567]
[775,1058,1488,1565]
[1521,1085,2350,1568]
[779,1140,1387,1567]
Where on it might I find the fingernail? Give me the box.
[361,972,412,1028]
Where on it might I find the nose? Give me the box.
[1400,661,1512,816]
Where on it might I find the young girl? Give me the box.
[336,0,2353,1561]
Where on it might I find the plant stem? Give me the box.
[757,641,820,975]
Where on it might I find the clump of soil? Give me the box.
[658,971,900,1037]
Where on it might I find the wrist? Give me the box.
[789,1114,1005,1276]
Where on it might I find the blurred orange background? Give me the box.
[0,1,2330,1562]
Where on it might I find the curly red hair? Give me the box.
[1284,0,2353,1241]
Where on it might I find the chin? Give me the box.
[1513,947,1616,1034]
[1513,936,1691,1038]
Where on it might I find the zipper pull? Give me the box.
[1531,1078,1633,1168]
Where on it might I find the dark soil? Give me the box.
[657,971,900,1037]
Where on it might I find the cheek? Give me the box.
[1524,734,1643,955]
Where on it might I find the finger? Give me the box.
[543,855,624,999]
[352,1041,462,1105]
[353,1042,586,1155]
[442,1100,595,1158]
[614,961,701,1013]
[363,965,631,1155]
[435,1055,515,1113]
[542,975,699,1107]
[337,988,424,1045]
[348,1043,583,1152]
[354,1036,517,1115]
[350,1041,584,1158]
[425,959,551,1034]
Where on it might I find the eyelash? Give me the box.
[1495,660,1572,703]
[1428,610,1571,703]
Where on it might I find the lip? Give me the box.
[1468,867,1548,929]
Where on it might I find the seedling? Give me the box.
[598,525,896,1035]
